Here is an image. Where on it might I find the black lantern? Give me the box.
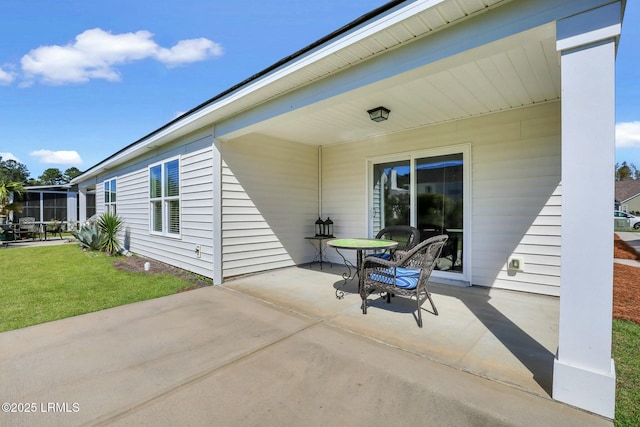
[324,217,334,238]
[315,217,324,236]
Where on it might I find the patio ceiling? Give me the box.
[224,21,559,146]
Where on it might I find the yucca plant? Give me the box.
[98,212,124,255]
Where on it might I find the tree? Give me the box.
[38,168,65,185]
[0,157,30,184]
[0,179,25,217]
[615,162,639,181]
[63,167,83,182]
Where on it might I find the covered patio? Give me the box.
[223,263,558,399]
[69,0,624,417]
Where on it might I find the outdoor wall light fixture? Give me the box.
[367,106,390,122]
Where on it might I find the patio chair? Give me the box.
[370,225,421,261]
[361,234,448,327]
[46,221,63,240]
[17,217,40,240]
[419,223,460,271]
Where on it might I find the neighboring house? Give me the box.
[71,0,624,418]
[14,185,79,226]
[615,180,640,214]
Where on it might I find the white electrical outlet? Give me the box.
[508,256,525,272]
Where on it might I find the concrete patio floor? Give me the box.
[224,264,559,398]
[0,264,611,426]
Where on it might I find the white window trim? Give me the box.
[366,143,471,285]
[148,156,182,238]
[104,178,117,215]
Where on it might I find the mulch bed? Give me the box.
[614,234,640,324]
[113,255,211,292]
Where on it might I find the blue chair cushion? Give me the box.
[369,267,420,289]
[369,252,391,260]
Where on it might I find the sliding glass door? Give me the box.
[369,147,467,279]
[371,160,410,235]
[415,153,464,273]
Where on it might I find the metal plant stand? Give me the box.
[304,236,333,270]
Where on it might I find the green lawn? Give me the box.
[613,319,640,426]
[0,244,206,332]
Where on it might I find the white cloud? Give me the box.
[0,152,20,162]
[21,28,223,85]
[30,150,83,165]
[0,66,16,85]
[156,38,223,67]
[616,121,640,148]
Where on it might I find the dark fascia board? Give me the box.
[72,0,408,184]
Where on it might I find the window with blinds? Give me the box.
[104,178,117,214]
[149,158,180,236]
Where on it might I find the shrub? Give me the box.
[98,212,124,255]
[72,219,104,251]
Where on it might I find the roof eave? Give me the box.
[71,0,412,184]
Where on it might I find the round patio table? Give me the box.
[327,238,397,299]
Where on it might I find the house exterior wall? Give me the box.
[622,195,640,214]
[220,134,318,278]
[96,184,105,213]
[94,131,216,278]
[322,102,561,295]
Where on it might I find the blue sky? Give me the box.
[1,0,638,179]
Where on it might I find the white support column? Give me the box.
[78,188,87,224]
[212,136,223,285]
[554,2,621,419]
[67,191,78,224]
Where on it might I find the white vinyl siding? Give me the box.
[108,132,215,279]
[96,182,105,216]
[322,102,561,295]
[220,134,318,278]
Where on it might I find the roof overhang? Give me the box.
[72,0,621,183]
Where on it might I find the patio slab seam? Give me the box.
[219,284,343,323]
[84,318,323,427]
